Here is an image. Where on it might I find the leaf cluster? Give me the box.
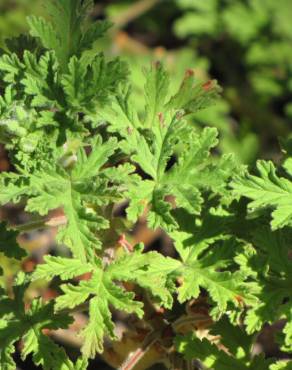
[0,1,291,369]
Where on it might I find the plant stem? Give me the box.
[11,215,67,233]
[172,314,212,332]
[118,330,161,370]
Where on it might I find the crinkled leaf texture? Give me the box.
[231,160,292,229]
[169,209,258,318]
[241,227,292,351]
[97,62,234,232]
[33,251,179,357]
[0,272,79,370]
[176,333,273,370]
[228,179,292,355]
[27,0,111,68]
[1,0,291,368]
[0,137,123,262]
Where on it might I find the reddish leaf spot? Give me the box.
[185,69,195,77]
[234,295,245,306]
[202,80,213,91]
[158,112,164,125]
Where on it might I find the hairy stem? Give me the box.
[11,215,67,232]
[118,330,161,370]
[172,314,212,332]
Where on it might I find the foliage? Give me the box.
[0,1,41,46]
[0,1,291,369]
[174,0,292,103]
[170,0,292,165]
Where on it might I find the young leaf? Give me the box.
[97,63,231,231]
[166,70,221,115]
[55,268,143,357]
[143,61,170,128]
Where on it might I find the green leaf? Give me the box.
[32,255,93,281]
[243,228,292,334]
[0,271,72,370]
[25,167,69,216]
[0,138,121,262]
[71,137,117,180]
[5,34,39,57]
[107,249,180,308]
[75,357,89,370]
[270,361,292,370]
[0,343,16,370]
[80,20,112,52]
[81,296,113,358]
[210,317,253,361]
[21,50,59,107]
[97,64,227,230]
[55,268,143,357]
[27,0,110,68]
[22,331,73,370]
[54,276,96,310]
[54,248,178,356]
[171,219,257,316]
[0,222,26,259]
[231,160,292,229]
[170,207,233,262]
[27,15,60,61]
[0,53,24,83]
[127,125,233,230]
[166,71,221,115]
[62,54,128,112]
[176,333,271,370]
[143,61,170,128]
[96,84,141,134]
[0,173,30,206]
[282,306,292,353]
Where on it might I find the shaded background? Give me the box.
[0,0,292,369]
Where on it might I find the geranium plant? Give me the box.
[0,1,291,369]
